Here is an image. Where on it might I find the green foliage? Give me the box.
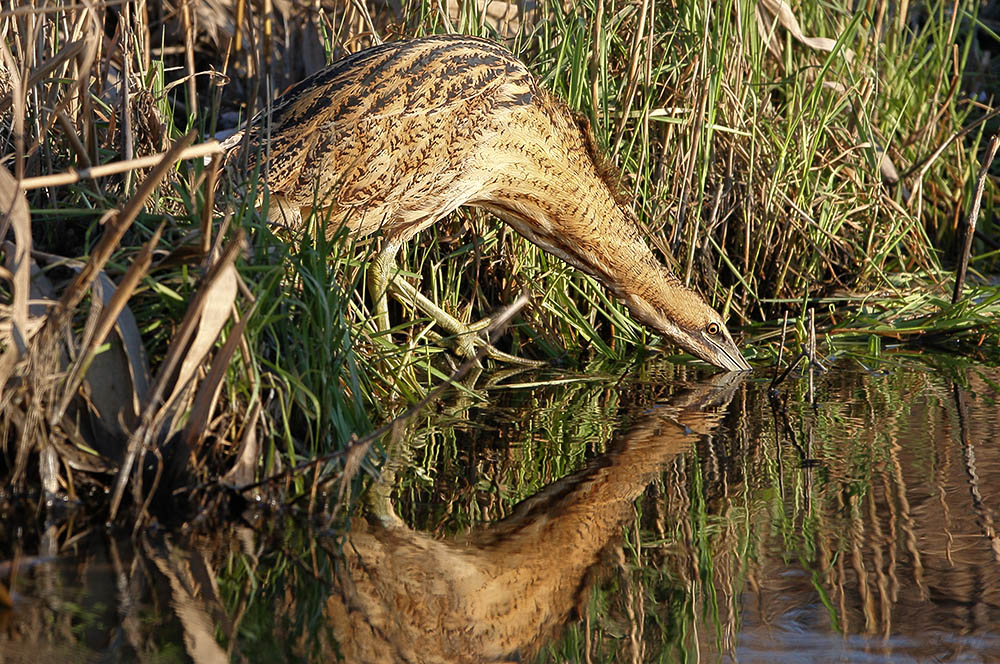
[4,0,999,516]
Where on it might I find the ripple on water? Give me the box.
[2,359,1000,662]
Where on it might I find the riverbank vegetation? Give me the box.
[1,0,998,521]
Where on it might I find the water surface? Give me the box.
[2,358,999,662]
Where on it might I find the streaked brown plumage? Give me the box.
[225,34,750,371]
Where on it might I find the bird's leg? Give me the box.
[266,195,304,232]
[369,242,544,366]
[390,276,550,365]
[370,239,476,354]
[364,421,410,529]
[388,276,483,361]
[365,455,405,528]
[369,239,401,336]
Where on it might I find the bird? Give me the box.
[223,34,751,372]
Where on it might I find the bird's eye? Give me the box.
[706,323,721,336]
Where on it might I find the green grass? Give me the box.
[0,0,998,517]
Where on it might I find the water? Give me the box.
[2,358,1000,662]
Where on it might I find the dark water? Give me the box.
[2,358,1000,662]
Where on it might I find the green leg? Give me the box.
[365,459,405,528]
[368,243,545,366]
[369,240,401,336]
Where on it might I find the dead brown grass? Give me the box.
[0,0,997,525]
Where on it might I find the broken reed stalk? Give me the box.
[0,39,87,116]
[200,154,221,255]
[181,0,198,128]
[0,1,127,19]
[55,110,93,168]
[589,0,604,126]
[952,134,999,305]
[119,8,135,193]
[19,140,220,189]
[51,222,165,425]
[0,168,32,386]
[109,230,246,521]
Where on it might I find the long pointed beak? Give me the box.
[715,344,752,372]
[699,329,752,372]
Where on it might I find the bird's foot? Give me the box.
[389,278,545,367]
[427,326,545,367]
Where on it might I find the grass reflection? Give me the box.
[2,359,999,661]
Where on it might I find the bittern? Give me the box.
[225,34,751,371]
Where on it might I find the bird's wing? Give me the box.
[234,36,537,211]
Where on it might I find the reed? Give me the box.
[0,0,997,520]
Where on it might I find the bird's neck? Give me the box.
[481,164,708,337]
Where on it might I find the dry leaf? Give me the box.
[165,261,238,412]
[757,0,854,63]
[0,167,31,389]
[183,300,253,451]
[110,234,245,520]
[28,250,153,441]
[221,399,262,487]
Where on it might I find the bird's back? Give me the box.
[232,35,563,237]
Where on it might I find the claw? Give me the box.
[369,244,545,366]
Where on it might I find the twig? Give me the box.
[770,351,807,390]
[952,134,999,305]
[808,308,816,406]
[771,311,789,388]
[899,106,1000,187]
[19,141,221,189]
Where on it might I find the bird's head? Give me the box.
[626,285,752,372]
[666,311,752,372]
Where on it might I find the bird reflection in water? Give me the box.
[325,372,745,662]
